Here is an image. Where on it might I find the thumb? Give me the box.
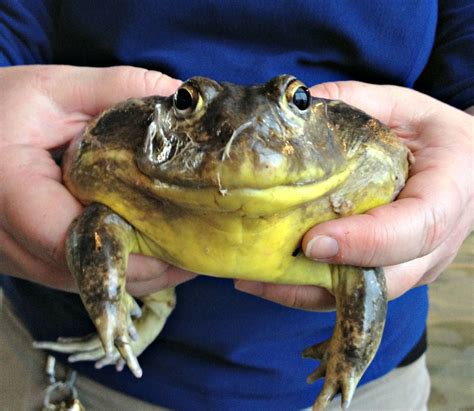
[41,65,181,115]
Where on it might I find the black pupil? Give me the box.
[175,88,194,111]
[293,86,310,110]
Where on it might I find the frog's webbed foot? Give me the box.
[34,333,122,369]
[33,292,143,374]
[34,288,176,375]
[304,266,387,411]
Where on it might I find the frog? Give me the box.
[34,74,410,410]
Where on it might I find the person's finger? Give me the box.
[127,254,196,283]
[1,178,195,293]
[234,238,453,309]
[1,150,193,290]
[303,170,462,267]
[49,65,182,115]
[384,248,453,300]
[126,254,173,283]
[383,212,470,298]
[234,280,335,311]
[0,148,83,269]
[309,81,441,134]
[0,226,75,291]
[0,65,182,150]
[127,267,197,297]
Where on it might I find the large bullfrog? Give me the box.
[35,75,409,410]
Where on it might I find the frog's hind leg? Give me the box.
[34,203,175,377]
[304,266,387,411]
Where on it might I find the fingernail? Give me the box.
[305,236,339,260]
[235,280,263,296]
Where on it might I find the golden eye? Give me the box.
[173,84,199,116]
[286,79,311,111]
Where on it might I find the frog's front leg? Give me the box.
[35,203,153,377]
[304,266,387,411]
[34,288,176,372]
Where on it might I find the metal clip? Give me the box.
[41,356,85,411]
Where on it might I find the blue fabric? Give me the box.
[1,1,472,410]
[1,0,473,108]
[3,276,428,410]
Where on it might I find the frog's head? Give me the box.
[64,75,408,216]
[115,74,406,215]
[137,75,349,192]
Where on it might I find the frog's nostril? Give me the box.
[141,119,178,166]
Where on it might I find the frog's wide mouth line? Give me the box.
[69,146,378,216]
[135,163,358,215]
[130,144,402,216]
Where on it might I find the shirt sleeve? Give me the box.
[415,0,474,109]
[0,0,58,66]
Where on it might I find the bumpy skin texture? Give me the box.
[35,75,409,410]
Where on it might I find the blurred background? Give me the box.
[427,233,473,410]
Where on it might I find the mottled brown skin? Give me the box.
[303,267,387,408]
[35,75,409,410]
[65,204,142,370]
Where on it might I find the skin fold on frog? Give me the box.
[34,75,410,410]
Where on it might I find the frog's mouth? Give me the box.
[136,160,358,216]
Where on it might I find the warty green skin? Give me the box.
[34,75,410,411]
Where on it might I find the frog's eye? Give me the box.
[173,84,199,116]
[286,79,311,111]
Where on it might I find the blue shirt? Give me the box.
[1,1,473,410]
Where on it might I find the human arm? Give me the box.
[0,65,196,295]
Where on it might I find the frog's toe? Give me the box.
[64,341,131,374]
[33,333,101,354]
[311,371,356,411]
[129,298,142,319]
[68,346,107,363]
[34,333,112,365]
[302,340,329,362]
[93,306,140,374]
[302,340,330,384]
[127,316,139,341]
[115,358,126,372]
[56,333,97,344]
[303,340,357,411]
[94,352,120,369]
[90,292,143,371]
[113,335,142,377]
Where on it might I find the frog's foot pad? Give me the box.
[303,339,359,411]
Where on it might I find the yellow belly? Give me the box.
[78,144,403,288]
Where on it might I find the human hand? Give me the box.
[0,65,195,296]
[235,81,473,310]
